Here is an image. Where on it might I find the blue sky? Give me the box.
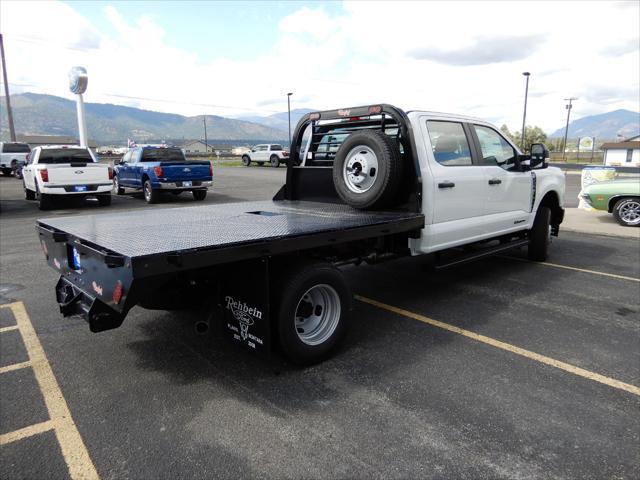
[69,1,343,62]
[1,1,638,131]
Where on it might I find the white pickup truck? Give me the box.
[241,144,289,167]
[23,145,113,210]
[1,142,31,177]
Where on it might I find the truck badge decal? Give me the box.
[74,170,84,174]
[183,167,191,172]
[338,109,351,117]
[225,296,262,341]
[92,281,103,296]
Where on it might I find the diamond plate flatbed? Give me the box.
[37,200,424,277]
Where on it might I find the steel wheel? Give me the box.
[342,145,379,194]
[618,199,640,226]
[294,284,341,346]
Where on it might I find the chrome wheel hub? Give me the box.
[343,146,378,194]
[620,200,640,225]
[295,284,341,346]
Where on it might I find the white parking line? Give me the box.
[501,256,640,282]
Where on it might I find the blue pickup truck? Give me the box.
[113,146,213,203]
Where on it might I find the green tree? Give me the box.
[513,125,547,152]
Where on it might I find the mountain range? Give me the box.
[239,108,315,133]
[548,109,639,139]
[0,93,289,144]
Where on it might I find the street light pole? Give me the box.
[203,115,208,154]
[287,92,293,149]
[562,97,578,161]
[520,72,530,151]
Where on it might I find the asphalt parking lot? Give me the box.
[1,167,639,479]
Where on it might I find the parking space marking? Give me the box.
[0,420,54,445]
[356,295,640,397]
[0,302,99,480]
[0,360,32,374]
[0,325,19,333]
[501,256,640,282]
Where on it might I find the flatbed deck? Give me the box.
[38,200,424,277]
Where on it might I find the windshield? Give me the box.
[37,148,94,164]
[2,143,30,153]
[141,148,185,162]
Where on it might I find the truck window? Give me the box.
[270,145,283,151]
[426,121,472,166]
[37,148,93,164]
[140,148,185,162]
[473,125,517,170]
[2,143,31,153]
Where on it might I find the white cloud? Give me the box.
[0,0,638,133]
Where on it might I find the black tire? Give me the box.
[257,161,265,167]
[528,206,551,261]
[113,175,125,195]
[192,189,207,201]
[612,198,640,227]
[242,155,251,167]
[14,166,23,180]
[332,129,403,210]
[275,261,351,365]
[270,155,280,168]
[24,184,35,200]
[97,194,112,206]
[1,168,11,176]
[38,192,53,210]
[143,179,160,204]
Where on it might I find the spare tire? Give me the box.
[332,130,403,209]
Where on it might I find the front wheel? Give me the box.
[528,206,551,261]
[270,155,280,168]
[242,155,251,167]
[192,189,207,201]
[613,198,640,227]
[143,180,160,204]
[275,261,351,365]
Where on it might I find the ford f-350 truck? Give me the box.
[37,104,565,365]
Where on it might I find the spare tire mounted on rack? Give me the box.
[332,129,403,210]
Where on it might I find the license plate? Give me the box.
[74,185,88,192]
[182,181,192,187]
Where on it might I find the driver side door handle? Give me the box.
[488,178,502,185]
[438,181,455,189]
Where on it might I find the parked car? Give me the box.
[22,145,113,210]
[113,146,213,203]
[1,142,31,177]
[580,180,640,226]
[241,144,289,167]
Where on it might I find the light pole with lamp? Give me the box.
[69,66,88,147]
[520,72,530,151]
[562,97,578,161]
[287,92,293,149]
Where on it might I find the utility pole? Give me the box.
[287,92,293,148]
[203,115,208,154]
[520,72,530,151]
[562,97,578,161]
[0,33,16,141]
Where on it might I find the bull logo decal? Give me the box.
[225,296,262,341]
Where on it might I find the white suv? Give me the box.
[241,144,289,167]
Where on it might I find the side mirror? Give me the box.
[530,143,549,169]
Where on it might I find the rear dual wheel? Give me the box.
[275,261,351,365]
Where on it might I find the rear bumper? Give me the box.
[41,183,112,195]
[56,277,124,332]
[155,180,212,190]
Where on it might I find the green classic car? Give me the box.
[580,179,640,226]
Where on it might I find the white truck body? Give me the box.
[0,142,31,175]
[23,145,112,196]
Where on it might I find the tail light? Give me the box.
[283,151,289,157]
[40,169,49,182]
[113,281,123,305]
[153,166,163,177]
[209,163,213,177]
[108,166,114,180]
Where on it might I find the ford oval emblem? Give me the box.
[183,167,191,172]
[75,170,84,174]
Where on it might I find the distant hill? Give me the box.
[0,93,288,144]
[548,109,640,139]
[239,108,316,132]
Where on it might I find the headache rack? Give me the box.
[276,104,422,211]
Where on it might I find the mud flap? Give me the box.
[220,258,271,357]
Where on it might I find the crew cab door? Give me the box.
[117,150,132,186]
[421,119,487,250]
[471,125,532,234]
